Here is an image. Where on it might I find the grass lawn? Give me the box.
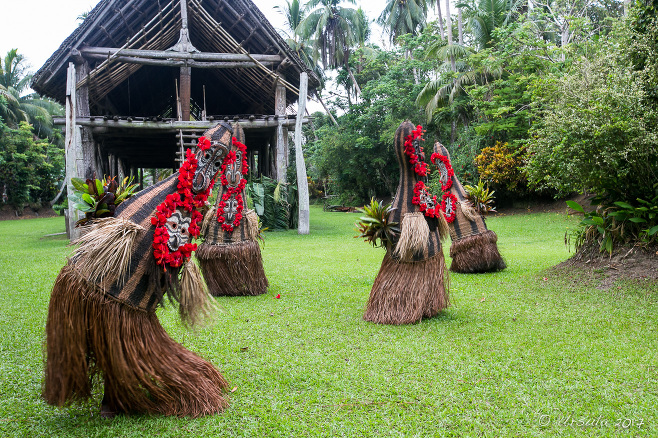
[1,206,656,437]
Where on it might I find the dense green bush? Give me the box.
[0,121,64,213]
[526,22,658,204]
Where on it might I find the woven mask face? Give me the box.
[165,210,191,251]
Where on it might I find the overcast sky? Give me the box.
[0,0,409,74]
[0,0,441,111]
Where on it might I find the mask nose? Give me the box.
[193,169,207,192]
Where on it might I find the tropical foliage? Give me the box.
[354,197,399,250]
[0,121,64,212]
[69,176,139,226]
[0,49,62,139]
[464,179,497,214]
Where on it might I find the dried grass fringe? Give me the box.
[394,213,429,262]
[437,210,450,242]
[364,252,449,325]
[71,218,145,287]
[180,260,218,327]
[449,230,506,273]
[201,206,217,237]
[43,265,229,417]
[245,209,260,243]
[459,201,479,222]
[196,240,268,296]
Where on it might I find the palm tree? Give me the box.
[434,0,446,40]
[416,41,502,122]
[275,0,305,43]
[0,49,62,138]
[297,0,365,95]
[445,0,456,71]
[275,0,337,125]
[457,0,524,49]
[377,0,429,43]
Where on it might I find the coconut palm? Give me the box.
[275,0,336,124]
[377,0,429,43]
[416,43,502,122]
[0,49,62,138]
[457,0,525,49]
[297,0,365,94]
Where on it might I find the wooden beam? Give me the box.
[79,46,283,62]
[80,53,277,68]
[53,117,307,130]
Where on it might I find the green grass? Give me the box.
[1,207,656,437]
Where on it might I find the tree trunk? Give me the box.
[436,0,445,40]
[295,72,310,235]
[624,0,632,15]
[346,64,361,96]
[458,8,464,45]
[445,0,456,72]
[560,24,569,61]
[316,93,338,126]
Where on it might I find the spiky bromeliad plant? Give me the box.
[69,176,139,226]
[355,198,400,251]
[464,180,497,214]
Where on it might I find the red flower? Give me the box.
[274,294,281,299]
[197,136,211,151]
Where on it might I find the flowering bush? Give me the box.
[475,141,526,193]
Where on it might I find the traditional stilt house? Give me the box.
[31,0,319,236]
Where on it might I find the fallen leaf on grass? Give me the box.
[543,277,548,281]
[240,347,249,352]
[480,297,486,302]
[274,294,281,299]
[230,387,237,393]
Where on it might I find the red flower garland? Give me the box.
[441,192,458,223]
[403,125,428,177]
[216,137,249,233]
[406,125,443,218]
[412,181,441,218]
[150,139,215,268]
[403,125,462,223]
[430,152,454,191]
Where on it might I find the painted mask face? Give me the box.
[192,122,234,193]
[222,196,239,223]
[437,161,449,187]
[193,145,228,193]
[443,195,455,217]
[419,187,437,211]
[225,147,243,187]
[413,136,425,162]
[165,210,191,251]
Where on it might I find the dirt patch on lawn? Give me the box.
[551,243,658,290]
[0,205,60,220]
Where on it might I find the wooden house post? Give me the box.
[73,56,99,180]
[294,72,309,234]
[64,63,80,239]
[180,66,191,121]
[275,77,288,183]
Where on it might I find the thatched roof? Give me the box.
[32,0,319,117]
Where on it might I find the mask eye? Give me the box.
[204,153,211,160]
[214,161,222,168]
